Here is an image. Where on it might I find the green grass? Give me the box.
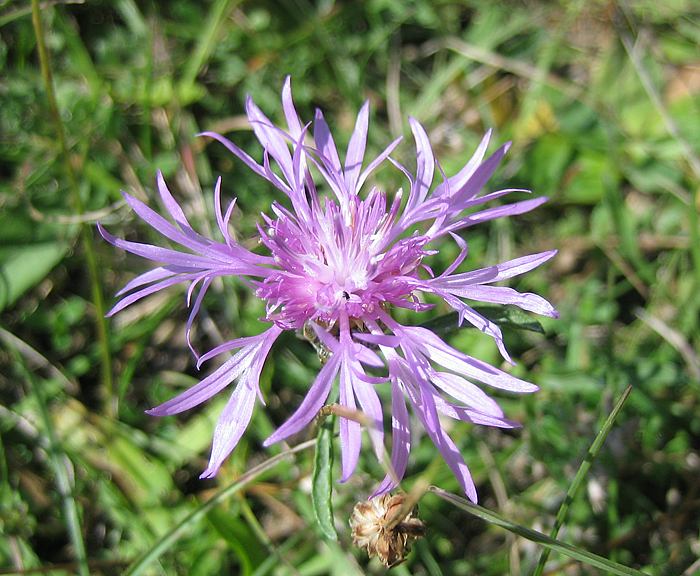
[1,1,699,574]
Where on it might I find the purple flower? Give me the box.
[100,77,557,502]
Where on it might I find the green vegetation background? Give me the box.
[1,0,699,574]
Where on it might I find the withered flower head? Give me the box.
[350,493,426,567]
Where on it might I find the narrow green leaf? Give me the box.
[0,242,68,312]
[430,487,649,576]
[476,305,547,333]
[179,0,240,94]
[207,508,257,576]
[312,419,337,540]
[533,384,633,576]
[114,0,147,36]
[124,439,316,576]
[420,305,545,336]
[9,347,90,576]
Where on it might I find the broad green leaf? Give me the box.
[312,419,337,540]
[0,242,68,312]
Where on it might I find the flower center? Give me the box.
[256,193,428,329]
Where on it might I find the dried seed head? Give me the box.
[349,493,426,567]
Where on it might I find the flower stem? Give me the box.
[31,0,114,416]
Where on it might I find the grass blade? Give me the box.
[533,384,633,576]
[9,347,90,576]
[124,439,316,576]
[429,486,648,576]
[180,0,239,92]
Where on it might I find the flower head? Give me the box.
[350,493,426,567]
[100,77,557,502]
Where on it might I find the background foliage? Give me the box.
[1,0,699,574]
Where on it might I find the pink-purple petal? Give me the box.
[281,76,303,138]
[263,354,341,447]
[453,285,559,317]
[146,346,256,416]
[431,371,504,417]
[339,357,362,481]
[199,380,257,478]
[433,129,492,198]
[372,379,411,497]
[407,117,435,210]
[344,101,369,193]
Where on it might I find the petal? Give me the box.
[355,136,402,192]
[156,170,194,231]
[408,377,478,503]
[314,109,343,181]
[403,327,539,393]
[435,400,521,428]
[116,266,176,297]
[441,197,548,237]
[353,371,384,460]
[339,357,361,482]
[406,117,435,210]
[453,285,559,317]
[199,379,257,478]
[372,379,411,497]
[431,371,504,417]
[344,101,369,193]
[440,233,469,277]
[433,129,491,198]
[436,292,513,363]
[263,354,341,446]
[281,76,303,139]
[246,96,295,186]
[198,131,269,182]
[98,223,228,269]
[147,346,256,416]
[121,192,210,253]
[213,177,234,246]
[353,332,401,348]
[437,250,557,287]
[449,141,510,206]
[185,277,213,360]
[107,273,190,317]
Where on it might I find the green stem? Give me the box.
[31,0,114,416]
[532,384,633,576]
